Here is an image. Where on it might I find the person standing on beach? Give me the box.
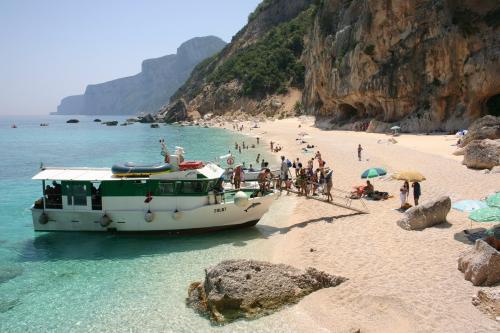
[324,168,333,202]
[412,182,421,206]
[270,141,274,152]
[279,156,289,192]
[357,144,363,161]
[295,158,301,176]
[399,181,409,209]
[257,137,260,145]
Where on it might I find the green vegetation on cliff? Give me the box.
[209,6,315,96]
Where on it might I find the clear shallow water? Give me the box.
[0,116,292,332]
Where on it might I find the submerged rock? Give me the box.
[458,239,500,286]
[186,259,346,323]
[462,139,500,170]
[397,196,451,231]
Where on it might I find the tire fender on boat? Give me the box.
[144,210,154,223]
[38,212,48,224]
[100,214,112,227]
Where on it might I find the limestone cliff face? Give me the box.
[55,36,226,115]
[163,0,499,132]
[161,0,313,120]
[303,0,500,131]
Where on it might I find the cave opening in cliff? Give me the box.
[338,103,359,122]
[485,94,500,117]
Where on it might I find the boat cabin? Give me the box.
[32,164,227,212]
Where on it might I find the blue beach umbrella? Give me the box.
[361,168,387,179]
[452,200,488,212]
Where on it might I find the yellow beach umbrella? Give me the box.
[393,171,426,182]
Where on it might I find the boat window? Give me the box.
[91,182,102,210]
[65,183,88,206]
[158,181,175,195]
[180,181,205,194]
[72,184,87,206]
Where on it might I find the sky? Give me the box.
[0,0,261,115]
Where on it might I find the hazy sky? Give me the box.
[0,0,260,115]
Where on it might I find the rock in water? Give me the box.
[462,139,500,170]
[186,259,346,323]
[460,116,500,148]
[397,196,451,230]
[139,113,156,123]
[458,239,500,286]
[472,289,500,320]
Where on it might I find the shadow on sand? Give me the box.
[258,212,363,236]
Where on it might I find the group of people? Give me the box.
[232,124,244,131]
[270,141,283,153]
[273,152,334,201]
[44,181,62,208]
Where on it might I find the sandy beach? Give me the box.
[221,117,499,332]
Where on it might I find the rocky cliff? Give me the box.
[55,36,226,115]
[161,0,500,132]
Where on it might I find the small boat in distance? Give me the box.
[66,119,79,123]
[40,123,49,126]
[11,124,17,128]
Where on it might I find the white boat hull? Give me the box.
[31,194,274,232]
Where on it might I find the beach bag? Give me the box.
[287,159,292,168]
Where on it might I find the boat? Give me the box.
[151,123,159,128]
[66,119,79,123]
[30,162,275,232]
[40,123,49,127]
[11,124,17,128]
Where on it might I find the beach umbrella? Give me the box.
[469,207,500,222]
[393,171,426,182]
[452,200,488,212]
[486,192,500,208]
[361,167,387,179]
[390,126,401,130]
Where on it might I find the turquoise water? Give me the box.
[0,116,292,332]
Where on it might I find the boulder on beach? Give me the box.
[458,239,500,286]
[472,288,500,320]
[397,196,451,230]
[186,259,346,323]
[366,119,392,133]
[460,116,500,148]
[462,139,500,170]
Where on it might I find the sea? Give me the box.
[0,115,294,332]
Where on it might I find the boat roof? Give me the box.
[32,163,225,181]
[32,167,119,181]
